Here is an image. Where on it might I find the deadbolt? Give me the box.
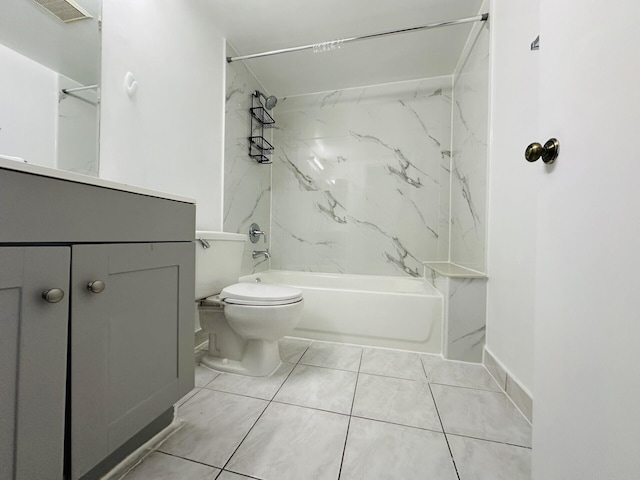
[525,138,559,164]
[42,288,65,304]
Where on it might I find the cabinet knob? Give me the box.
[42,288,65,304]
[87,280,106,294]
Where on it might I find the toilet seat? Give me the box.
[218,282,303,306]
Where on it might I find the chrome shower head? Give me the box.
[255,90,278,110]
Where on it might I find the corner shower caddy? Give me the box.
[249,92,275,164]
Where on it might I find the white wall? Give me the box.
[0,43,57,168]
[485,0,539,394]
[99,0,226,231]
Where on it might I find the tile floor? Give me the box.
[119,338,532,480]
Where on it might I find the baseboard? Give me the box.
[483,347,533,423]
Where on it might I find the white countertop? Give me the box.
[0,158,195,203]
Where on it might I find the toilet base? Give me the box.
[201,339,282,377]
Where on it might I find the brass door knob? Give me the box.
[525,138,559,164]
[87,280,106,294]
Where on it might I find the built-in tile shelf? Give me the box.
[424,261,486,278]
[424,262,487,363]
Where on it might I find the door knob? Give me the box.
[87,280,106,294]
[42,288,65,304]
[525,138,559,164]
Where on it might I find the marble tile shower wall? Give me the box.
[450,23,490,272]
[271,78,453,277]
[224,46,271,275]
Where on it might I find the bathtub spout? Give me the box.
[252,250,270,260]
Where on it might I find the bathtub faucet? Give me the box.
[252,250,270,260]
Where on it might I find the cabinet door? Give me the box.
[70,243,194,479]
[0,247,69,480]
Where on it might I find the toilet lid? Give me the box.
[220,282,303,305]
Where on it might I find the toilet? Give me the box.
[195,231,303,377]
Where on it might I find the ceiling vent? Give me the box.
[32,0,93,23]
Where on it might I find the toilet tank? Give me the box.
[195,231,247,300]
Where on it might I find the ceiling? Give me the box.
[205,0,485,97]
[0,0,101,85]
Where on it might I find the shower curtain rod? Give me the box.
[227,13,488,63]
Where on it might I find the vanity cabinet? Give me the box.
[0,167,196,480]
[70,243,194,479]
[0,247,70,480]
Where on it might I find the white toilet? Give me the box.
[195,231,303,377]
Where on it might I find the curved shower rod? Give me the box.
[227,13,488,63]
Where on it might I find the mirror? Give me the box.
[0,0,101,176]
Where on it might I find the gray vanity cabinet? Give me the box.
[0,167,196,480]
[70,242,195,480]
[0,247,70,480]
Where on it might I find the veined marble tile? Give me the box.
[448,435,532,480]
[271,77,452,276]
[299,342,362,371]
[340,417,457,480]
[447,277,487,362]
[431,384,532,447]
[449,24,490,272]
[205,362,294,401]
[279,337,311,363]
[227,402,349,480]
[506,375,534,423]
[159,389,267,468]
[274,364,357,414]
[224,43,272,276]
[175,387,200,408]
[352,374,442,431]
[120,452,219,480]
[359,347,426,380]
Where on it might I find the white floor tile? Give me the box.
[217,471,254,480]
[195,365,219,388]
[360,348,425,380]
[159,389,267,468]
[448,435,532,480]
[352,374,442,431]
[227,402,349,480]
[299,342,362,371]
[274,364,357,414]
[431,384,532,447]
[121,452,219,480]
[279,337,311,363]
[426,358,502,391]
[340,417,458,480]
[206,362,294,400]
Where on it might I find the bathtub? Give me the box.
[239,270,443,354]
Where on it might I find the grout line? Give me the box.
[429,381,504,393]
[444,432,533,450]
[219,469,263,480]
[337,349,364,479]
[298,361,360,373]
[156,450,222,470]
[215,343,307,478]
[348,415,443,435]
[357,370,422,381]
[427,369,461,480]
[269,399,350,417]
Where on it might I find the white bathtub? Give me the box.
[239,270,443,354]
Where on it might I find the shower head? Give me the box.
[255,90,278,110]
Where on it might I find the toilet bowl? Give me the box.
[195,231,303,377]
